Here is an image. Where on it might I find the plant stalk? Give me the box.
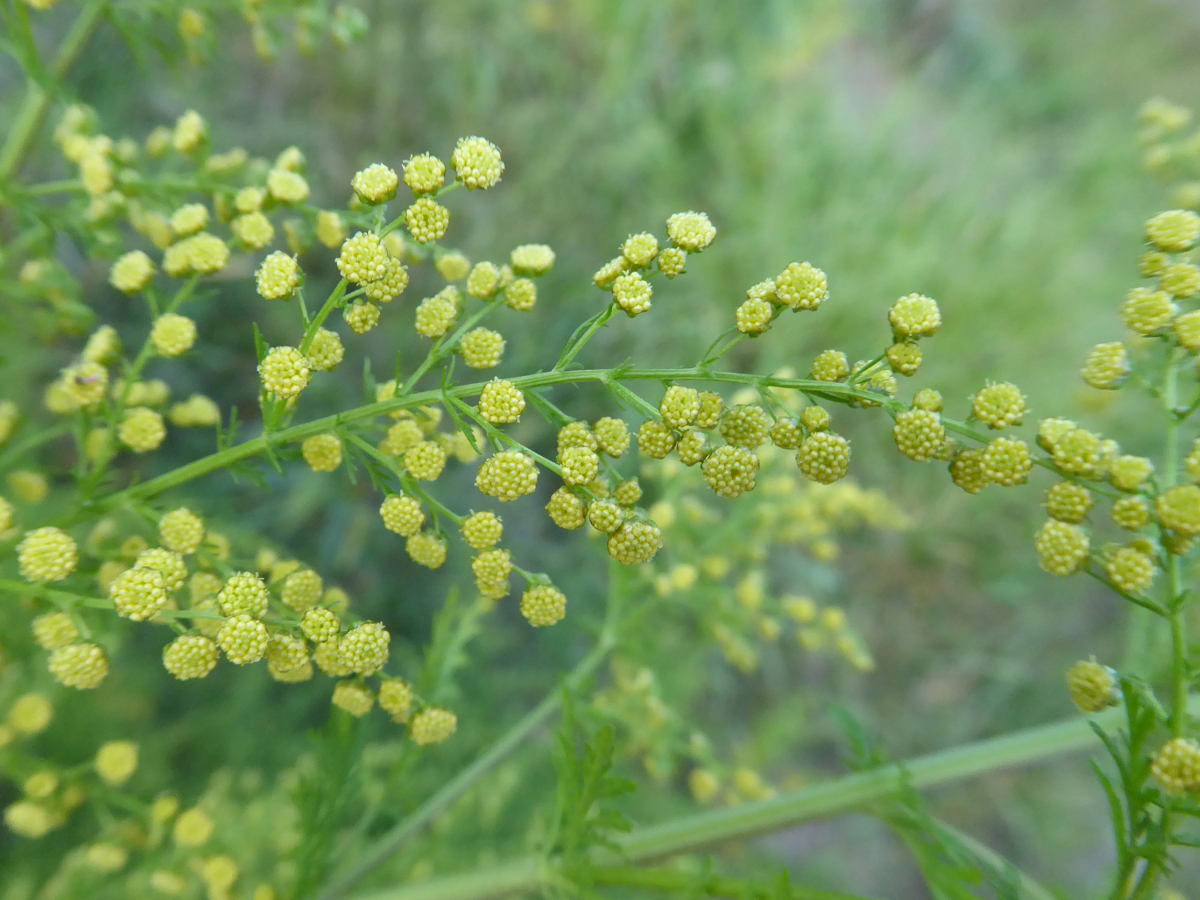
[344,699,1200,900]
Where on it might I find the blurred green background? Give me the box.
[5,0,1200,896]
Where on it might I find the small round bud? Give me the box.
[363,257,409,303]
[666,211,716,251]
[972,382,1026,429]
[736,297,774,334]
[547,488,587,530]
[559,446,599,486]
[1146,209,1200,252]
[621,233,659,267]
[720,405,771,449]
[163,634,219,680]
[981,437,1032,486]
[302,434,343,472]
[173,807,214,847]
[797,432,850,484]
[949,448,988,494]
[267,168,309,204]
[339,622,390,675]
[520,585,566,626]
[217,572,269,618]
[607,519,663,564]
[637,420,676,458]
[231,212,275,250]
[476,451,538,502]
[613,479,642,506]
[95,741,138,786]
[301,608,340,643]
[411,707,457,745]
[406,532,448,569]
[676,428,711,466]
[1151,738,1200,795]
[912,389,943,413]
[774,262,828,311]
[461,511,502,550]
[404,440,447,481]
[352,163,399,204]
[414,292,457,338]
[32,612,79,650]
[258,347,310,399]
[660,386,700,429]
[795,409,829,437]
[344,300,381,334]
[49,642,108,689]
[587,499,625,533]
[811,349,850,382]
[886,342,922,376]
[1111,496,1150,530]
[281,569,322,613]
[118,407,166,453]
[159,507,204,554]
[306,329,344,372]
[405,197,450,243]
[451,136,504,189]
[379,679,414,722]
[594,256,628,289]
[1121,288,1177,335]
[1106,546,1155,594]
[702,445,760,498]
[336,232,389,285]
[404,154,446,194]
[135,548,186,593]
[1109,455,1153,492]
[467,262,501,299]
[658,247,686,278]
[332,682,374,718]
[1035,520,1089,576]
[170,203,208,237]
[316,210,346,247]
[511,244,556,276]
[613,271,652,316]
[1163,262,1200,299]
[18,527,78,583]
[1158,484,1200,536]
[888,293,941,338]
[478,379,525,424]
[110,566,167,621]
[892,409,945,462]
[1046,482,1092,524]
[594,417,631,456]
[110,250,156,293]
[381,495,425,536]
[459,328,505,369]
[1066,659,1119,713]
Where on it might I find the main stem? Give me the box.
[69,369,891,520]
[344,699,1200,900]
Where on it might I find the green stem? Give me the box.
[1162,349,1188,737]
[319,633,617,900]
[344,434,464,526]
[68,369,891,522]
[343,700,1200,900]
[0,0,108,181]
[589,865,874,900]
[555,303,617,371]
[299,280,348,355]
